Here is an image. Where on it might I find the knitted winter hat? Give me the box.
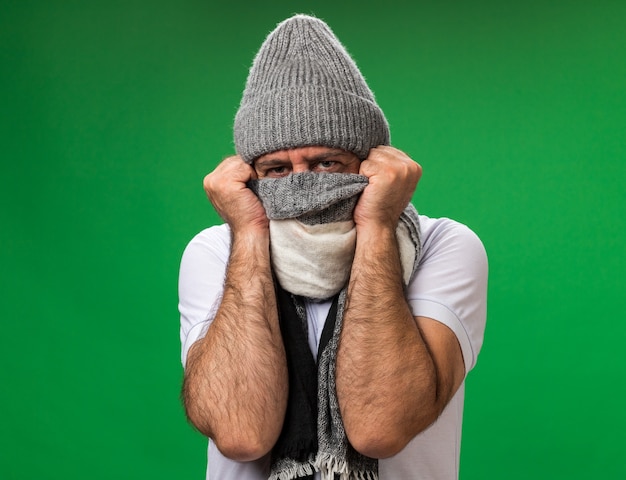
[234,14,390,163]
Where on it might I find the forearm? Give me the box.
[337,224,438,457]
[182,231,288,461]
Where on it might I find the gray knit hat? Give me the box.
[234,14,390,163]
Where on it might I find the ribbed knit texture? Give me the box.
[234,14,390,162]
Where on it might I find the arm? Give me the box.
[336,146,466,458]
[181,156,288,461]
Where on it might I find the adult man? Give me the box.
[179,14,487,480]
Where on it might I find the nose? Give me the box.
[291,163,311,173]
[289,155,312,173]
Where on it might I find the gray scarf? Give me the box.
[249,172,421,480]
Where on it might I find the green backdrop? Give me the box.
[2,1,625,478]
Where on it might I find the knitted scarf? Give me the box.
[249,172,421,480]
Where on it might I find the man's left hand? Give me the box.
[354,146,422,229]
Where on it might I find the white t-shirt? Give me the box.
[178,215,488,480]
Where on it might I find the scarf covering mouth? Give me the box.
[248,172,421,480]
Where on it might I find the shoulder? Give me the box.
[181,224,232,263]
[178,223,232,312]
[418,215,487,265]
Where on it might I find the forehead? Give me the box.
[255,146,356,163]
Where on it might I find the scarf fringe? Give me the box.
[314,451,378,480]
[268,455,316,480]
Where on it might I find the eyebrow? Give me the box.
[255,158,289,168]
[256,150,347,166]
[307,150,346,161]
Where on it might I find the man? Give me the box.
[179,14,487,480]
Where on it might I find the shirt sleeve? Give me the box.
[406,217,488,373]
[178,225,231,367]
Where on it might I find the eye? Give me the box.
[316,160,337,170]
[267,165,289,177]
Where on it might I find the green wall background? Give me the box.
[2,1,625,478]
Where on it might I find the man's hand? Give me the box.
[354,146,422,229]
[203,155,269,234]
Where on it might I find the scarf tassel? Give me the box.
[268,455,316,480]
[314,452,378,480]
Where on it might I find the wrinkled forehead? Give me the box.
[253,146,358,164]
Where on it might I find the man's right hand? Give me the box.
[203,155,269,234]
